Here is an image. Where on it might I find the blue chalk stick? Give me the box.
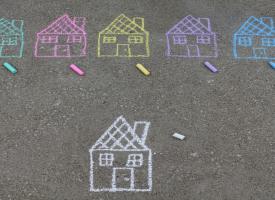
[269,61,275,69]
[3,62,17,74]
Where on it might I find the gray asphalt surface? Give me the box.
[0,0,274,199]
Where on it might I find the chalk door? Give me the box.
[117,44,130,57]
[112,168,134,190]
[187,45,200,57]
[55,45,70,57]
[253,48,267,58]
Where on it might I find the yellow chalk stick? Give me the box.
[136,63,150,76]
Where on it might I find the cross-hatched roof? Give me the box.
[167,15,212,35]
[235,16,275,36]
[101,14,146,34]
[0,18,22,35]
[38,14,85,35]
[92,116,148,150]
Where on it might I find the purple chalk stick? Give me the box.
[204,61,218,73]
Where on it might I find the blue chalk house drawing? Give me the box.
[233,16,275,60]
[0,18,24,58]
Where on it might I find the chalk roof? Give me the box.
[38,14,85,35]
[100,14,146,34]
[0,18,22,35]
[167,15,213,35]
[92,116,149,150]
[235,16,275,36]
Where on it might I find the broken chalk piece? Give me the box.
[204,61,218,73]
[136,63,150,76]
[3,62,17,74]
[269,61,275,69]
[172,133,186,140]
[70,64,85,76]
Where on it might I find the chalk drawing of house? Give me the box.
[89,116,152,192]
[166,15,218,58]
[34,14,87,57]
[0,18,24,58]
[233,16,275,60]
[98,14,150,57]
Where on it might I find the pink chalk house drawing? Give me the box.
[89,116,152,192]
[34,14,87,57]
[166,15,218,58]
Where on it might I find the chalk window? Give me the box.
[173,35,187,44]
[197,35,211,44]
[9,36,17,45]
[99,153,114,166]
[128,36,143,43]
[1,37,16,45]
[261,38,275,46]
[103,36,116,43]
[41,36,58,43]
[2,37,10,45]
[126,154,143,167]
[67,35,82,43]
[238,37,252,46]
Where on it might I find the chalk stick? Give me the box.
[204,61,218,73]
[269,61,275,69]
[70,64,85,76]
[172,133,186,140]
[3,62,17,74]
[136,63,150,76]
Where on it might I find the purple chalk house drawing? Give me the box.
[34,14,87,57]
[166,15,218,58]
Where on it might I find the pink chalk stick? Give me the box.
[70,64,85,76]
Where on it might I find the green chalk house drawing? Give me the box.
[0,18,24,58]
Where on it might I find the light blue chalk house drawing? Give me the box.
[0,18,24,58]
[233,16,275,60]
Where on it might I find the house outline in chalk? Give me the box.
[98,14,150,57]
[89,116,152,192]
[34,14,87,58]
[0,18,24,58]
[166,15,218,58]
[233,16,275,60]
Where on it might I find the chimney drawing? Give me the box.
[73,17,86,29]
[133,17,144,29]
[133,121,150,144]
[199,18,211,31]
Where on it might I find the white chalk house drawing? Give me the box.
[89,116,152,192]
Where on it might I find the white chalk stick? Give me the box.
[172,133,186,140]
